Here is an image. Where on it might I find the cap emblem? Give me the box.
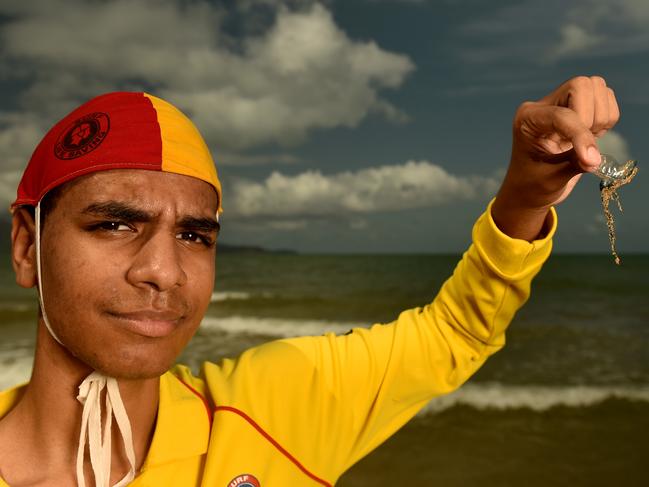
[54,112,110,160]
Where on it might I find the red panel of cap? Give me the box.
[14,92,164,207]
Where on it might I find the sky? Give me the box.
[0,0,647,254]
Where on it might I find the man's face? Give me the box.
[38,169,218,379]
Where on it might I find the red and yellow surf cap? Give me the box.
[12,92,222,213]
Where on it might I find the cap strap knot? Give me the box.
[76,372,136,487]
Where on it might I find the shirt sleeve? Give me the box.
[202,201,556,483]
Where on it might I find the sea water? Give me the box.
[1,252,648,485]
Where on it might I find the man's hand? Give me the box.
[492,75,620,241]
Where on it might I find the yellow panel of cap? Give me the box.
[144,93,222,213]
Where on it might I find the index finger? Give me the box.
[521,103,601,171]
[541,76,604,132]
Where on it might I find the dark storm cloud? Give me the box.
[0,0,413,174]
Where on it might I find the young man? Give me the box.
[0,76,618,486]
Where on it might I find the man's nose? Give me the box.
[126,230,187,292]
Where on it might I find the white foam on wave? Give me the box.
[0,351,33,390]
[2,339,648,415]
[420,382,649,415]
[210,291,253,302]
[200,315,359,338]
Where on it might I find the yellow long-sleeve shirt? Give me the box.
[0,203,556,486]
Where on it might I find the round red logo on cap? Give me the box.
[54,112,110,160]
[227,474,260,487]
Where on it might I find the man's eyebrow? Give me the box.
[178,216,220,234]
[81,201,220,232]
[82,201,153,222]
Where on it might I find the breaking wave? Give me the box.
[210,291,253,302]
[200,315,359,338]
[420,382,649,414]
[0,350,33,390]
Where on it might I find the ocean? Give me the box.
[1,252,648,486]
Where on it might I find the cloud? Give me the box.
[226,160,499,218]
[0,113,43,169]
[454,0,649,69]
[598,130,632,163]
[434,0,649,101]
[547,23,603,61]
[0,171,22,207]
[216,152,303,166]
[0,0,414,167]
[237,0,332,9]
[364,0,427,3]
[167,4,414,149]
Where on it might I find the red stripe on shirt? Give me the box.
[215,406,332,487]
[176,377,213,425]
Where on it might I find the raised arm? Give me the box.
[201,76,620,485]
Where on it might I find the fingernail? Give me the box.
[587,146,601,166]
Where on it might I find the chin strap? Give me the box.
[35,203,63,346]
[35,202,137,486]
[76,372,136,487]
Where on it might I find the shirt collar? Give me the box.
[141,371,211,469]
[0,372,211,472]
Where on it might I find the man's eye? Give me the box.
[177,231,213,246]
[98,221,131,231]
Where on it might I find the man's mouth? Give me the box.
[107,310,184,338]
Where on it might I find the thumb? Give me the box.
[573,133,602,172]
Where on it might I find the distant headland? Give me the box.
[217,242,297,254]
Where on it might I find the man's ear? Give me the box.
[11,207,38,288]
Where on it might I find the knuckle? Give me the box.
[569,76,591,89]
[517,100,536,112]
[513,101,536,126]
[564,76,594,102]
[590,75,607,86]
[593,116,607,131]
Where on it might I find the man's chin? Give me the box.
[96,364,170,380]
[68,346,178,380]
[53,324,194,380]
